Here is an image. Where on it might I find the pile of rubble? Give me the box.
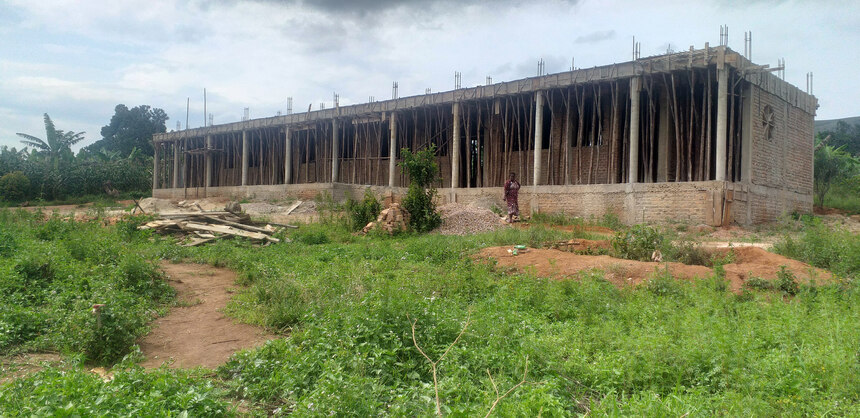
[139,202,295,246]
[436,203,507,235]
[362,203,410,234]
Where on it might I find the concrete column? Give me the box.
[715,66,728,181]
[388,112,397,187]
[657,92,671,182]
[172,139,181,188]
[331,119,339,183]
[533,91,543,186]
[152,144,159,190]
[628,77,641,183]
[284,126,292,184]
[204,135,213,188]
[241,130,249,186]
[451,102,461,188]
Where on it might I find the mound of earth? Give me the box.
[139,263,275,369]
[436,203,507,235]
[475,246,832,292]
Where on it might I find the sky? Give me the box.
[1,0,858,150]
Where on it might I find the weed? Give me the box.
[611,224,665,261]
[776,265,799,296]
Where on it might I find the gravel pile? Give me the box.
[436,203,507,235]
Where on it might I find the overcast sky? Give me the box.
[1,0,857,150]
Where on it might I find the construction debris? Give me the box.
[362,203,410,234]
[139,202,293,246]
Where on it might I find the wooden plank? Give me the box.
[179,222,280,243]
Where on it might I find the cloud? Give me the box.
[574,30,616,44]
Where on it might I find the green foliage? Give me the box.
[0,171,30,201]
[773,218,860,279]
[814,141,859,208]
[0,211,174,363]
[745,276,774,291]
[611,224,665,261]
[399,145,442,233]
[0,366,232,416]
[85,104,169,156]
[776,265,799,296]
[345,188,382,231]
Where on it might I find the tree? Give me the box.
[399,145,442,232]
[86,104,168,157]
[814,142,859,207]
[818,121,860,157]
[16,113,85,171]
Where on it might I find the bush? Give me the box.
[0,171,30,201]
[776,265,799,295]
[345,188,382,231]
[611,224,665,261]
[399,145,442,233]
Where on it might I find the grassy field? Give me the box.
[1,209,858,416]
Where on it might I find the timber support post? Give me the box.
[628,77,641,183]
[388,112,397,187]
[172,139,181,188]
[241,130,249,186]
[204,135,213,188]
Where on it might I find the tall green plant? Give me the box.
[814,142,859,207]
[16,114,85,171]
[399,145,441,232]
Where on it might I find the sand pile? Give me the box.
[436,203,507,235]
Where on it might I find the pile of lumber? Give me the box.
[139,209,294,247]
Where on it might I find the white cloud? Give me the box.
[1,0,858,150]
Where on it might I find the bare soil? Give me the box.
[139,263,275,369]
[0,353,64,384]
[475,246,832,292]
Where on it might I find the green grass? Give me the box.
[817,181,860,214]
[1,214,859,416]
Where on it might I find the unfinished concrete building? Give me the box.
[152,45,817,225]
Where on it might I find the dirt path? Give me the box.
[139,263,275,369]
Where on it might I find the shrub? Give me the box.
[399,145,442,233]
[745,276,774,291]
[611,224,665,261]
[776,265,799,295]
[345,188,382,231]
[0,171,30,201]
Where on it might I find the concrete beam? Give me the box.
[452,102,460,188]
[241,131,249,186]
[628,77,641,183]
[533,91,543,186]
[284,126,292,184]
[388,112,397,187]
[715,66,728,181]
[331,119,340,182]
[152,144,159,190]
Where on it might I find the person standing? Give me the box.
[503,172,520,223]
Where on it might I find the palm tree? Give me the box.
[17,113,85,170]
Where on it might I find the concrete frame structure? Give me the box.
[152,45,817,225]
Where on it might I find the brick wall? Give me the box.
[744,84,814,222]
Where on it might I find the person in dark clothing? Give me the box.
[503,172,520,223]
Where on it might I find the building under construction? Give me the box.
[152,44,817,225]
